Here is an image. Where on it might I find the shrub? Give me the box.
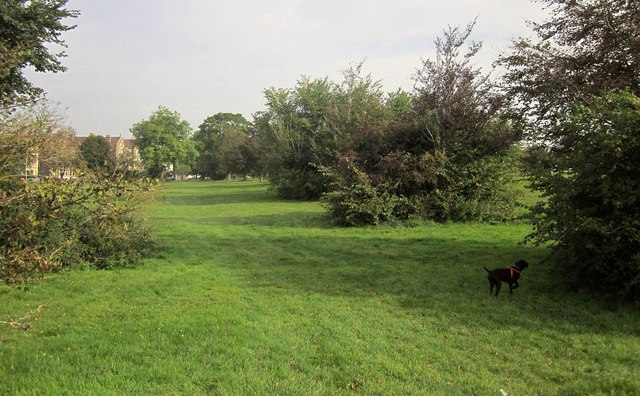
[78,211,153,270]
[323,149,520,226]
[322,161,412,226]
[0,175,155,284]
[420,153,520,222]
[270,165,326,200]
[527,92,640,299]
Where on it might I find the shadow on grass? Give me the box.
[190,212,333,228]
[163,223,639,338]
[163,180,267,189]
[159,180,277,206]
[160,190,276,206]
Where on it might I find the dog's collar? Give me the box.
[509,266,520,278]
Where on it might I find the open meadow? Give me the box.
[1,180,639,395]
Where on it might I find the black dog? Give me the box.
[484,259,529,297]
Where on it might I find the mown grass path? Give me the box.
[1,180,639,395]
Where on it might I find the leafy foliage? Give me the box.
[255,30,521,224]
[0,104,79,179]
[499,0,640,135]
[0,175,155,283]
[500,0,640,299]
[193,113,258,179]
[0,105,154,284]
[79,134,115,173]
[527,92,640,297]
[0,0,78,108]
[256,77,338,199]
[319,24,520,225]
[413,21,507,156]
[130,106,196,178]
[322,160,411,226]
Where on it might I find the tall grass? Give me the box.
[1,180,639,395]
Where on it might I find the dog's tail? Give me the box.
[484,267,490,273]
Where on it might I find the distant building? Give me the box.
[23,134,142,178]
[107,135,140,164]
[24,150,39,178]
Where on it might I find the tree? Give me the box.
[257,77,336,199]
[193,113,250,179]
[130,106,195,178]
[256,67,390,200]
[404,21,520,221]
[529,92,640,297]
[79,134,114,173]
[499,0,640,298]
[323,24,522,225]
[0,0,79,108]
[318,65,408,225]
[499,0,640,139]
[413,21,518,160]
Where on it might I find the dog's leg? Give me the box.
[494,282,501,297]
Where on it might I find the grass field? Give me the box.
[1,180,639,395]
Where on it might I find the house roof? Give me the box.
[124,139,136,149]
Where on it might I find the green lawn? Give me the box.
[1,180,639,395]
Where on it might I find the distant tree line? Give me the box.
[135,22,520,225]
[134,22,521,224]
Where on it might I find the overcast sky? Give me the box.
[26,0,549,138]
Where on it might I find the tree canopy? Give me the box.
[499,0,640,136]
[79,134,114,173]
[130,106,195,178]
[318,26,521,225]
[255,76,338,199]
[500,0,640,298]
[193,113,253,179]
[0,0,78,108]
